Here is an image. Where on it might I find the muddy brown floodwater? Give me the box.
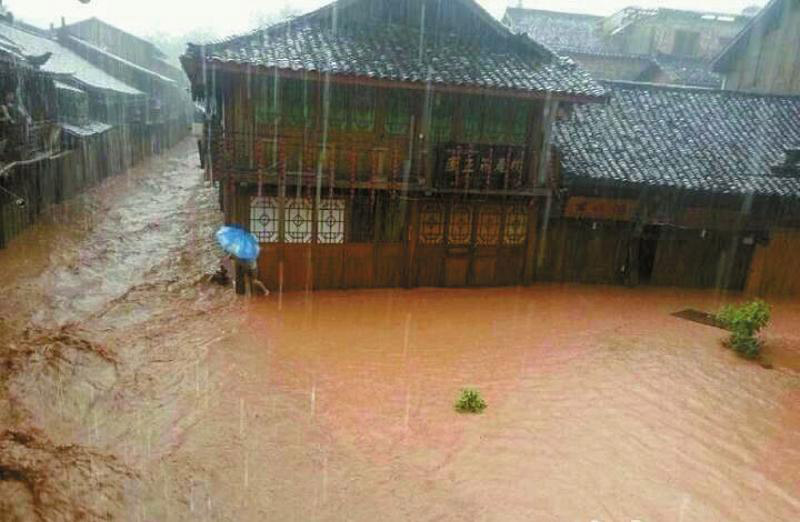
[1,140,799,521]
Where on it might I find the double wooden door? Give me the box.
[415,201,531,287]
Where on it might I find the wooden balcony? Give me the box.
[207,132,546,196]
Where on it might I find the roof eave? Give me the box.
[186,57,606,103]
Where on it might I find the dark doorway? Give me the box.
[639,225,661,283]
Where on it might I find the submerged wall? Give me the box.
[0,119,189,248]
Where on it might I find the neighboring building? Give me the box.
[62,17,187,85]
[0,20,145,129]
[713,0,800,95]
[182,0,605,291]
[549,81,800,294]
[502,8,657,82]
[59,18,192,138]
[503,6,751,88]
[602,7,749,61]
[0,35,59,163]
[0,14,190,248]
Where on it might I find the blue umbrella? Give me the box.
[215,225,260,262]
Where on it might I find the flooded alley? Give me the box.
[3,0,800,519]
[0,140,798,521]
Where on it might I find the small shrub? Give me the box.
[716,299,771,359]
[455,388,487,414]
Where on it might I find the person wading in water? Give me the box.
[215,255,269,296]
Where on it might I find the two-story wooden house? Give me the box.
[181,0,604,292]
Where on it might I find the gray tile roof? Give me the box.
[555,81,800,197]
[503,8,610,55]
[0,21,142,96]
[66,35,176,84]
[189,1,605,99]
[652,54,721,89]
[54,80,86,94]
[62,120,113,137]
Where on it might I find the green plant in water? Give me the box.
[716,299,771,359]
[455,388,487,414]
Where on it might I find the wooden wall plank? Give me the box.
[282,244,314,292]
[343,243,375,288]
[313,245,345,290]
[375,243,404,287]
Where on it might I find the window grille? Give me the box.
[504,206,528,245]
[250,197,280,243]
[476,205,502,245]
[448,204,473,245]
[431,93,454,141]
[351,87,376,132]
[255,76,280,126]
[317,199,346,244]
[386,90,411,135]
[419,202,445,245]
[285,198,314,243]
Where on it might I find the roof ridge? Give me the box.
[504,7,604,20]
[193,0,556,63]
[603,79,800,101]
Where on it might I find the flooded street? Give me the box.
[1,141,799,521]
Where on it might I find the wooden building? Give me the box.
[551,81,800,294]
[59,18,193,141]
[62,17,185,84]
[0,15,187,248]
[713,0,800,95]
[182,0,605,291]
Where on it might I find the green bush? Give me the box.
[716,300,771,359]
[455,388,487,414]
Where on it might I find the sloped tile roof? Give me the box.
[0,22,142,96]
[503,8,610,55]
[66,35,175,84]
[555,82,800,197]
[189,2,605,99]
[54,80,86,94]
[652,55,721,89]
[61,120,113,137]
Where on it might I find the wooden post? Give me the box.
[403,199,420,288]
[522,199,539,284]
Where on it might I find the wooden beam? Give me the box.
[215,172,552,198]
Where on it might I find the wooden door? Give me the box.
[471,205,503,286]
[444,203,473,287]
[413,201,530,288]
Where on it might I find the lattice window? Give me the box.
[419,202,444,245]
[462,96,483,142]
[255,75,280,126]
[431,93,454,141]
[476,205,502,245]
[504,206,528,245]
[285,198,314,243]
[448,204,473,245]
[385,90,411,135]
[351,87,376,132]
[328,85,350,131]
[283,79,312,128]
[250,197,280,243]
[317,199,346,244]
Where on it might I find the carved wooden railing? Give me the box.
[206,132,538,193]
